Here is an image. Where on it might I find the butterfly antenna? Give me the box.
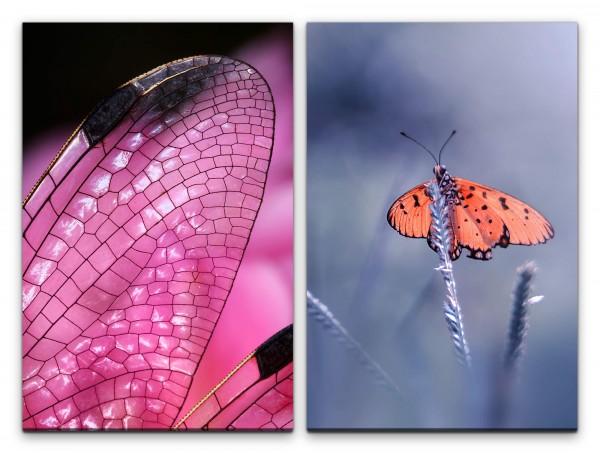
[400,131,438,165]
[438,130,457,165]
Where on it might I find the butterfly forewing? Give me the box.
[387,183,432,239]
[454,178,554,247]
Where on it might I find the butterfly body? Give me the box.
[388,164,554,260]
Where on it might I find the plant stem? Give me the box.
[427,181,471,368]
[491,261,543,426]
[504,261,543,373]
[307,290,403,398]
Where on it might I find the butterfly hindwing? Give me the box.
[387,183,432,239]
[427,206,462,260]
[448,180,508,260]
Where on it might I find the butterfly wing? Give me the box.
[22,56,276,429]
[387,183,433,239]
[388,182,463,259]
[453,177,554,260]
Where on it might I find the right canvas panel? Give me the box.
[307,23,577,430]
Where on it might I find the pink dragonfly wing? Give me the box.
[175,325,293,430]
[22,56,277,430]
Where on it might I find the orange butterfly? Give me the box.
[387,131,554,260]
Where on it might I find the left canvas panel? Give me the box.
[22,23,293,431]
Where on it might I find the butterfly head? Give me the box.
[434,165,447,181]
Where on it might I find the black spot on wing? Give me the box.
[83,85,138,145]
[412,194,420,207]
[499,197,509,210]
[256,325,293,379]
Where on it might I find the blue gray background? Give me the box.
[307,23,577,429]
